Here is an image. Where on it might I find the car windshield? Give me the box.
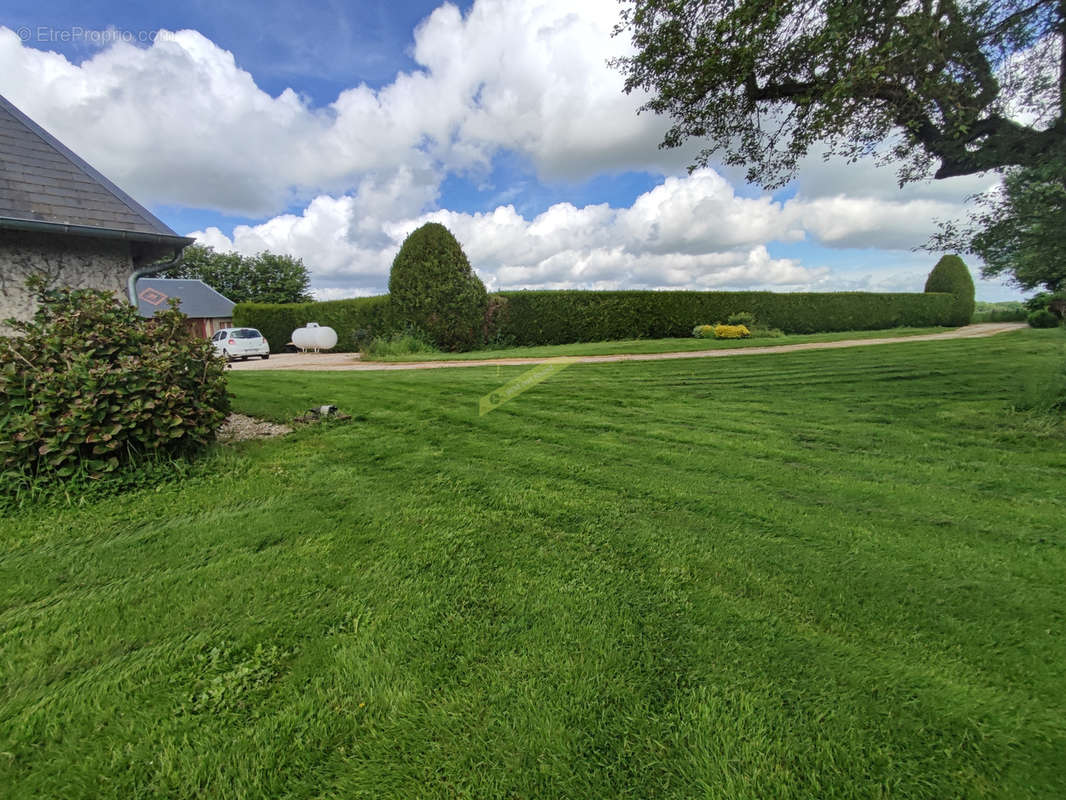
[233,329,262,339]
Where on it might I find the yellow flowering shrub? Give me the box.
[714,324,750,339]
[692,324,715,338]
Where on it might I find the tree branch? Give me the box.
[976,0,1056,41]
[931,118,1062,177]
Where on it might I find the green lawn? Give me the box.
[367,325,952,361]
[2,329,1064,799]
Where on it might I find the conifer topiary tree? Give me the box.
[925,255,976,327]
[388,222,488,351]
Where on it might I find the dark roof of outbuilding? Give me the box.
[136,279,235,319]
[0,93,191,245]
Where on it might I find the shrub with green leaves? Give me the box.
[924,255,976,326]
[1028,309,1061,328]
[0,282,230,485]
[360,330,439,360]
[1025,291,1066,319]
[388,223,488,351]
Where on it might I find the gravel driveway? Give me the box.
[225,322,1027,372]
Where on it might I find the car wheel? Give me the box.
[261,354,270,360]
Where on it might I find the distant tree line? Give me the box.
[162,244,313,304]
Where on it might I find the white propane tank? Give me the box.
[292,322,338,352]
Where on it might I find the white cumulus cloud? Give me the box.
[191,168,828,296]
[0,0,688,217]
[0,1,1014,296]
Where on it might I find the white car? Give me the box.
[211,327,270,361]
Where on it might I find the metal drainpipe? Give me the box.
[127,248,185,306]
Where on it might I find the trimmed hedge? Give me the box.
[491,290,957,346]
[924,255,976,327]
[234,289,956,352]
[234,295,395,353]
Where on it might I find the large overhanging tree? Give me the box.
[614,0,1065,188]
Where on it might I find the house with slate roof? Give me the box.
[135,278,235,338]
[0,93,193,334]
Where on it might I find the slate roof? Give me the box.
[136,279,235,319]
[0,93,190,244]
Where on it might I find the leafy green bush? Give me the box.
[1025,291,1066,318]
[388,223,488,351]
[493,290,954,346]
[234,295,395,353]
[1028,309,1061,328]
[0,282,229,487]
[693,324,715,338]
[924,255,976,326]
[360,331,439,360]
[727,311,757,328]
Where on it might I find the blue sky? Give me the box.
[1,0,1023,300]
[4,0,463,99]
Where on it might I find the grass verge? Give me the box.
[1,329,1063,798]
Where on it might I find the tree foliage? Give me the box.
[161,244,313,304]
[1026,289,1066,315]
[614,0,1065,187]
[924,254,976,325]
[388,223,488,351]
[935,161,1066,292]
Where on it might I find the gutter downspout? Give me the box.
[127,247,185,306]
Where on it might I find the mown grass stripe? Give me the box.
[0,330,1063,798]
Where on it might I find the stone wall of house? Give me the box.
[0,230,132,334]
